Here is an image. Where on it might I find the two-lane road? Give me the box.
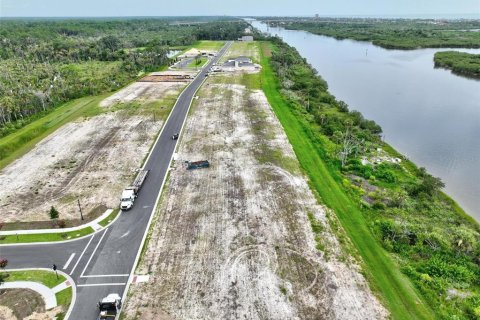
[1,41,232,319]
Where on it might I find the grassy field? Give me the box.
[220,41,260,63]
[0,94,106,170]
[187,56,208,68]
[0,226,94,244]
[191,40,225,51]
[257,41,434,320]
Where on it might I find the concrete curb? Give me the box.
[0,209,122,247]
[0,209,114,236]
[0,268,76,319]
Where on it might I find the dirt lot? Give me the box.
[0,80,184,223]
[100,76,186,107]
[0,288,61,320]
[123,74,387,319]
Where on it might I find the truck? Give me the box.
[120,169,149,211]
[97,293,121,319]
[186,160,210,170]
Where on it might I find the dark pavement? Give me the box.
[0,41,232,319]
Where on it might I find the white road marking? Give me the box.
[63,253,76,270]
[120,231,130,238]
[77,283,126,287]
[69,234,95,275]
[80,274,129,278]
[80,228,108,277]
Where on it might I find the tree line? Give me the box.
[264,34,480,319]
[0,18,248,136]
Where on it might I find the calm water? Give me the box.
[250,20,480,222]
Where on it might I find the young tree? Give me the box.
[0,258,8,286]
[49,206,59,219]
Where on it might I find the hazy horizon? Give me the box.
[1,0,479,19]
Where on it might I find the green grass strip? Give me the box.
[0,269,65,288]
[98,209,120,227]
[258,41,435,320]
[0,226,94,244]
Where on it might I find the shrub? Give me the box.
[49,206,59,219]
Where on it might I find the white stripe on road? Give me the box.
[77,283,126,287]
[80,228,108,277]
[80,274,129,278]
[69,234,95,275]
[63,253,76,270]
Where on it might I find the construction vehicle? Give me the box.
[120,169,149,210]
[186,160,210,170]
[97,293,121,319]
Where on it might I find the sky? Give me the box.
[0,0,479,18]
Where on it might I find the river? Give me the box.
[250,20,480,222]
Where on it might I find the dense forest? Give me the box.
[261,18,480,49]
[261,34,480,319]
[434,51,480,78]
[0,18,247,137]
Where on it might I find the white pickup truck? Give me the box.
[120,170,149,211]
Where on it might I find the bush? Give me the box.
[49,206,59,219]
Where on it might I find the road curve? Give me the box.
[0,41,232,319]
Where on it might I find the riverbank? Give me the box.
[434,51,480,79]
[258,37,480,319]
[263,18,480,50]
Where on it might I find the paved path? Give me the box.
[0,41,232,320]
[0,281,57,309]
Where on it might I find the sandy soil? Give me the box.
[122,79,387,319]
[0,288,61,320]
[100,80,185,107]
[0,81,183,223]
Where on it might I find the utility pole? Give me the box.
[77,199,84,221]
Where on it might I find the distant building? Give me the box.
[238,35,254,42]
[315,14,319,18]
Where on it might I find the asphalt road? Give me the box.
[0,41,232,319]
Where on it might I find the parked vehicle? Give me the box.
[186,160,210,170]
[97,293,122,319]
[120,170,149,210]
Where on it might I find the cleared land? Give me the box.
[123,44,386,319]
[0,76,186,224]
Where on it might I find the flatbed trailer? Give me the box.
[131,169,149,193]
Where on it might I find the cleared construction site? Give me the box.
[122,43,386,319]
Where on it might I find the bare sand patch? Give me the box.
[122,81,387,319]
[100,80,185,107]
[0,81,183,223]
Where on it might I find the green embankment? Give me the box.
[0,94,106,170]
[258,41,434,319]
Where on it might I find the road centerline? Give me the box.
[69,234,95,275]
[80,228,109,277]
